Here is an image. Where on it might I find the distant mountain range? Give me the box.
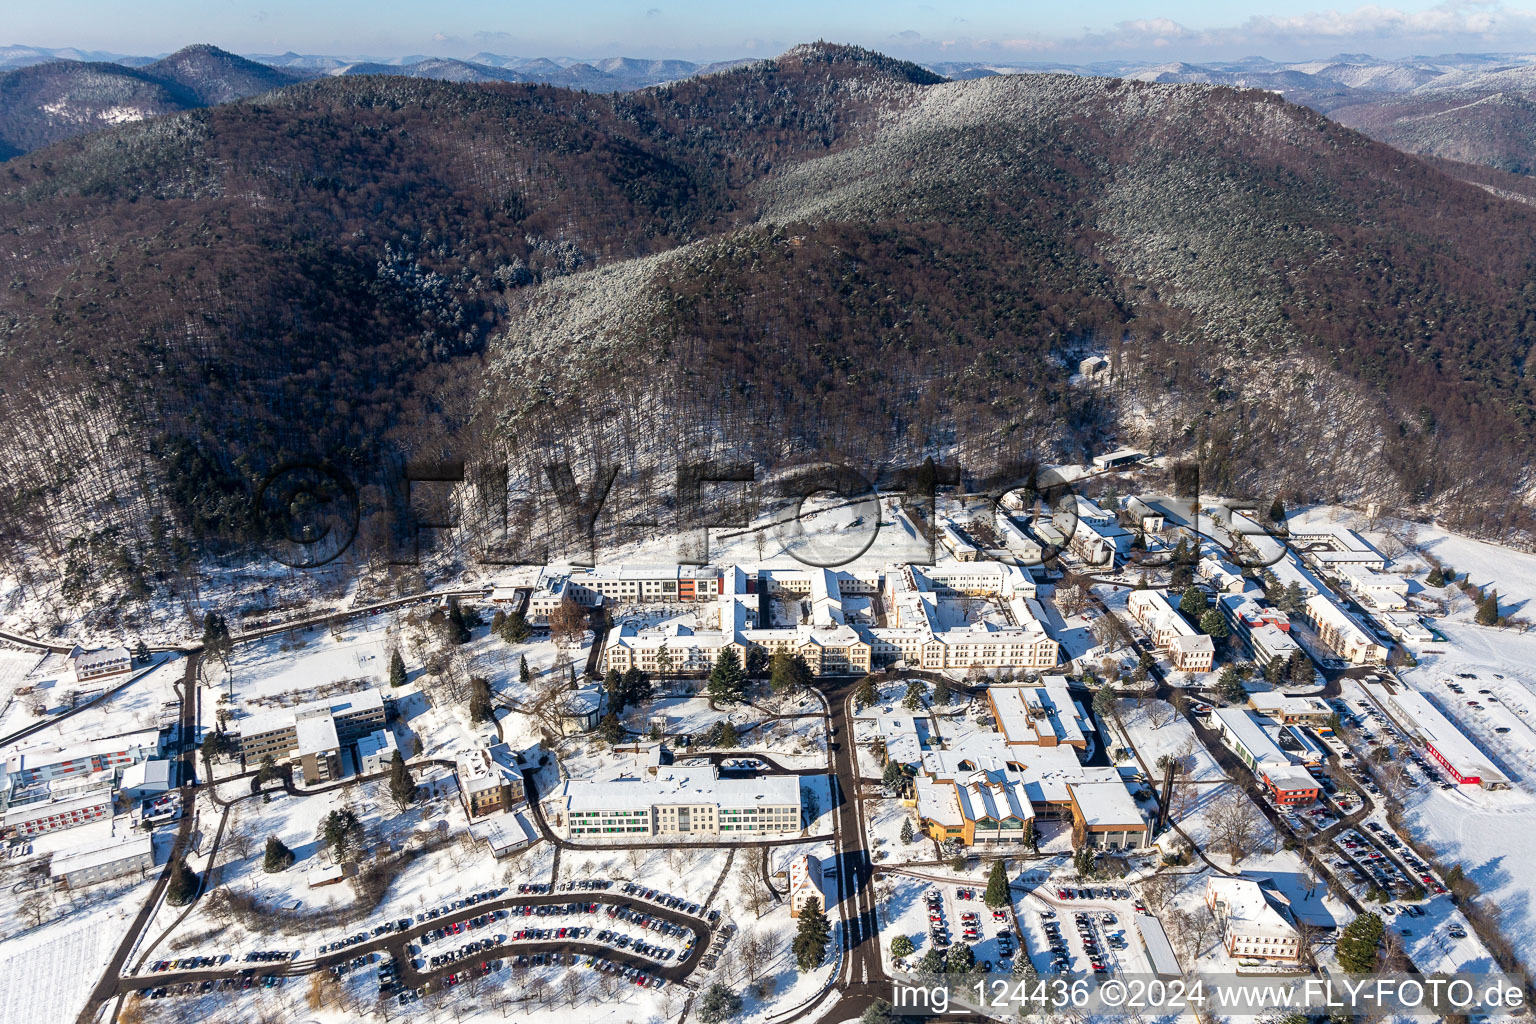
[8,43,1536,170]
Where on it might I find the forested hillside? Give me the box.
[2,42,1535,606]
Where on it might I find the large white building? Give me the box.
[1127,591,1214,672]
[601,561,1058,677]
[50,833,154,888]
[1205,876,1302,962]
[561,765,801,839]
[1302,594,1388,666]
[1360,681,1508,789]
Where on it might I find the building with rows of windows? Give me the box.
[559,765,801,839]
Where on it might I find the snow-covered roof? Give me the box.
[1206,876,1298,940]
[49,833,153,878]
[120,759,172,793]
[564,765,800,813]
[294,713,340,756]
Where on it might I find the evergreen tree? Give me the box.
[900,818,915,844]
[1092,682,1116,718]
[890,934,916,958]
[201,612,232,667]
[793,902,832,971]
[1179,586,1207,618]
[1282,581,1304,613]
[882,760,906,793]
[199,731,224,778]
[902,679,927,711]
[1476,590,1500,626]
[133,639,151,663]
[388,649,407,688]
[500,612,532,644]
[706,648,746,704]
[468,677,494,723]
[917,947,948,976]
[447,601,471,644]
[861,1001,895,1024]
[655,642,672,677]
[622,666,652,705]
[697,984,743,1024]
[853,677,877,709]
[263,835,295,873]
[317,808,363,862]
[490,609,507,633]
[1022,818,1038,852]
[165,857,198,906]
[1336,913,1384,973]
[770,651,813,694]
[1269,496,1286,523]
[711,720,741,749]
[1288,651,1314,687]
[604,668,627,714]
[1216,666,1247,705]
[983,859,1010,908]
[1426,566,1445,587]
[746,646,769,678]
[932,679,953,705]
[596,713,624,744]
[945,942,976,974]
[519,655,531,686]
[387,750,415,812]
[1199,609,1229,639]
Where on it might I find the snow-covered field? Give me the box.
[0,875,155,1024]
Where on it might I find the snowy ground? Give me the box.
[0,874,156,1024]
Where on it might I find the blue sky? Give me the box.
[14,0,1536,63]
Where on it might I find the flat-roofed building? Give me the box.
[4,787,113,837]
[1212,709,1320,805]
[356,729,398,775]
[988,682,1088,749]
[293,711,341,785]
[561,765,800,839]
[50,833,154,888]
[1360,681,1508,789]
[235,688,386,765]
[1247,693,1333,728]
[5,729,161,786]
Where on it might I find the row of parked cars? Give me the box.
[427,937,500,970]
[150,955,229,971]
[620,882,709,919]
[144,972,282,1000]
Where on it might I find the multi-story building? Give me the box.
[561,765,800,839]
[1205,876,1303,962]
[1054,497,1134,566]
[456,742,526,819]
[1127,591,1215,672]
[293,711,341,786]
[788,853,826,918]
[1219,595,1303,669]
[1211,709,1320,805]
[987,681,1088,750]
[50,833,154,888]
[5,729,161,787]
[356,729,399,775]
[67,645,132,686]
[3,787,113,837]
[236,688,387,766]
[1302,594,1388,666]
